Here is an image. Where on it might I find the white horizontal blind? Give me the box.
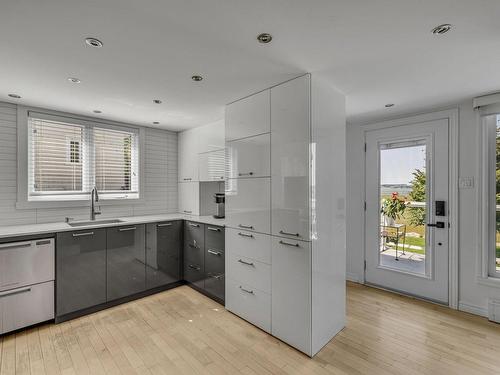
[94,127,138,194]
[28,115,139,201]
[29,117,86,195]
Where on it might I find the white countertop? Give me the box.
[0,213,227,239]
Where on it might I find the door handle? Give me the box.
[237,232,254,238]
[208,249,222,256]
[72,232,94,237]
[238,172,254,177]
[207,227,221,232]
[0,287,31,298]
[279,240,300,247]
[238,259,254,266]
[279,230,300,237]
[238,224,254,230]
[427,222,445,229]
[118,227,136,232]
[188,223,200,227]
[157,223,172,227]
[239,286,254,294]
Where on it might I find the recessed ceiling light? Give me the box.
[93,110,102,114]
[152,121,160,125]
[191,75,203,82]
[8,94,21,99]
[257,33,273,44]
[385,103,395,108]
[431,24,452,35]
[153,99,162,104]
[85,37,103,48]
[68,77,81,84]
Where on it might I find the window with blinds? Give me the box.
[28,115,139,201]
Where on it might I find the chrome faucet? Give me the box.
[90,186,101,221]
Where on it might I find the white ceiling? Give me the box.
[1,0,500,130]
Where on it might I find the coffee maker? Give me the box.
[213,193,225,219]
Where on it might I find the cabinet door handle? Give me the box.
[239,286,254,294]
[279,230,300,237]
[183,178,192,181]
[188,243,200,249]
[0,287,31,298]
[210,274,224,280]
[238,259,254,266]
[36,239,52,246]
[237,232,254,238]
[183,210,193,214]
[119,227,136,232]
[279,240,300,248]
[157,223,173,227]
[188,264,201,271]
[238,224,254,230]
[238,172,254,177]
[208,249,222,256]
[72,232,94,237]
[189,223,200,227]
[0,241,32,250]
[207,227,221,232]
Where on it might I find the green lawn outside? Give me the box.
[385,235,425,255]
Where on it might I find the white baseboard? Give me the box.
[459,301,488,317]
[346,272,363,284]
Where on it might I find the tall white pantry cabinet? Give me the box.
[224,74,346,356]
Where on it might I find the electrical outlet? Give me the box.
[459,177,474,189]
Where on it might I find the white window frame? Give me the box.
[17,106,145,209]
[477,99,500,285]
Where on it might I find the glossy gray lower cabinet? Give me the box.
[56,229,106,316]
[146,221,183,289]
[183,221,205,289]
[107,225,146,301]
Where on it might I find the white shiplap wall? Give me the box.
[0,102,178,226]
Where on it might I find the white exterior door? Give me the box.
[365,119,449,303]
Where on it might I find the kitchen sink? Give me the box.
[67,219,124,227]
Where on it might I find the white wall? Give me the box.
[0,101,178,226]
[346,99,500,316]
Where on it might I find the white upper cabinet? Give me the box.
[226,133,270,179]
[199,149,225,182]
[178,128,200,182]
[197,120,225,153]
[178,181,199,215]
[225,90,270,141]
[271,75,311,240]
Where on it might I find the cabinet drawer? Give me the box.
[225,228,271,264]
[226,278,271,333]
[184,262,205,289]
[226,133,270,179]
[1,281,54,335]
[204,274,224,302]
[0,239,54,292]
[184,221,205,265]
[225,177,270,234]
[205,225,224,252]
[227,252,270,294]
[225,90,270,141]
[205,247,224,275]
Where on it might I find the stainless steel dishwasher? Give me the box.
[0,238,55,334]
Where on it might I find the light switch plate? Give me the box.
[459,177,474,189]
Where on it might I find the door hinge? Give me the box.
[364,260,367,270]
[364,143,367,152]
[364,201,367,211]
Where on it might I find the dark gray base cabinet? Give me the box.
[184,222,225,302]
[56,229,106,317]
[106,224,146,301]
[146,221,183,289]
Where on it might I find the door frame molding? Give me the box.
[361,108,459,309]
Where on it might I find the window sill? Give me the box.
[477,276,500,289]
[16,197,144,210]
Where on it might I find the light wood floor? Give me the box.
[1,282,500,375]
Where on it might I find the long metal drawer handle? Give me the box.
[183,178,192,181]
[189,223,200,227]
[157,223,173,227]
[188,243,200,249]
[0,241,32,250]
[73,232,94,237]
[238,232,254,238]
[188,265,201,271]
[239,286,254,294]
[208,249,222,256]
[36,240,52,246]
[0,287,32,298]
[207,227,221,232]
[279,230,300,237]
[238,224,254,229]
[119,227,136,232]
[184,210,193,214]
[238,172,254,176]
[279,240,300,247]
[238,259,254,266]
[211,274,224,280]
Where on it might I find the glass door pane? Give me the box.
[379,140,427,275]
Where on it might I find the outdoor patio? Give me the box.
[380,248,426,274]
